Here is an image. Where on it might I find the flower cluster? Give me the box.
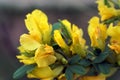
[13,0,120,80]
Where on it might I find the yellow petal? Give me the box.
[20,34,41,50]
[107,23,120,39]
[53,66,64,77]
[96,0,117,21]
[61,19,72,37]
[70,25,86,56]
[27,66,54,79]
[17,55,35,65]
[25,9,48,32]
[25,9,52,44]
[54,30,68,49]
[35,54,56,67]
[17,46,25,53]
[34,45,56,67]
[88,16,107,50]
[107,23,120,54]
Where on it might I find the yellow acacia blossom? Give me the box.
[25,9,52,44]
[96,0,120,21]
[27,66,54,80]
[54,30,69,50]
[53,19,71,52]
[34,45,56,67]
[70,24,87,57]
[16,9,57,80]
[27,65,64,80]
[107,23,120,54]
[61,20,87,55]
[88,16,107,50]
[61,19,72,37]
[17,55,35,65]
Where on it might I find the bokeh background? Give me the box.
[0,0,119,80]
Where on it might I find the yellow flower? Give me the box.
[19,9,52,50]
[17,9,56,66]
[61,19,72,37]
[34,45,56,67]
[107,23,120,54]
[70,24,87,57]
[20,34,41,50]
[17,54,35,65]
[27,66,54,80]
[58,19,87,56]
[54,30,69,54]
[96,0,119,21]
[25,9,52,44]
[27,65,63,80]
[88,16,107,50]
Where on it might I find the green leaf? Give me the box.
[98,63,111,74]
[86,53,95,61]
[104,0,111,7]
[52,22,61,34]
[93,48,111,63]
[21,51,35,57]
[13,64,36,79]
[78,59,91,66]
[93,64,100,73]
[69,55,81,64]
[103,16,120,24]
[65,67,73,80]
[70,65,86,75]
[107,51,116,64]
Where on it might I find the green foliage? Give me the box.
[86,53,95,61]
[52,22,61,34]
[58,20,72,45]
[93,48,111,63]
[98,62,111,74]
[13,64,36,79]
[65,67,73,80]
[104,0,111,7]
[69,55,81,64]
[21,51,35,57]
[86,67,98,76]
[65,64,86,80]
[104,16,120,24]
[70,65,86,75]
[78,59,91,67]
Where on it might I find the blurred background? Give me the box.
[0,0,119,80]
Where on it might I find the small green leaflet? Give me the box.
[69,65,86,75]
[78,59,91,67]
[93,48,111,63]
[52,22,61,34]
[104,0,111,7]
[98,63,111,74]
[13,64,36,79]
[65,67,73,80]
[69,54,81,64]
